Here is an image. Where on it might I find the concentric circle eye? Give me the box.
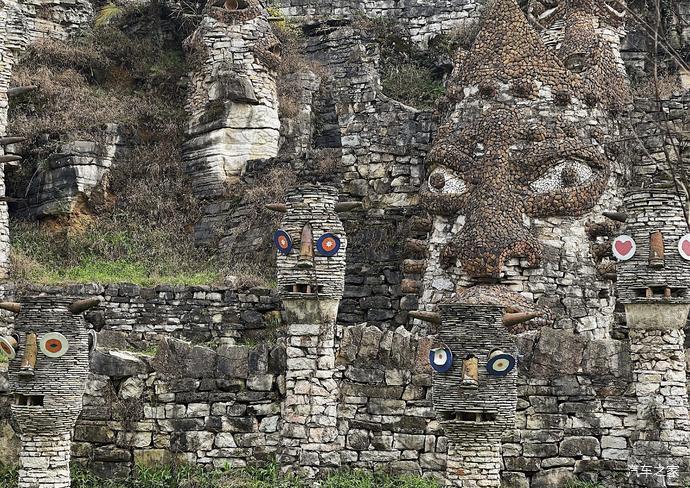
[679,235,690,261]
[429,346,453,373]
[486,349,515,376]
[39,332,69,358]
[0,336,17,360]
[273,229,293,255]
[316,233,341,257]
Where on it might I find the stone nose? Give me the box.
[455,197,543,279]
[297,223,314,269]
[18,332,37,379]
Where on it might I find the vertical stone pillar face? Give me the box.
[6,296,95,488]
[432,304,517,488]
[617,189,690,486]
[184,0,281,198]
[275,184,346,477]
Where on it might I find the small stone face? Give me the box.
[8,296,92,435]
[275,184,347,302]
[617,189,690,305]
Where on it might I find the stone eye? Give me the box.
[529,160,593,194]
[428,169,467,195]
[273,229,293,255]
[39,332,69,358]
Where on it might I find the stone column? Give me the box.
[274,184,347,477]
[616,190,690,487]
[432,304,517,488]
[281,299,342,477]
[183,0,281,198]
[17,432,72,488]
[446,436,502,488]
[6,296,98,487]
[627,305,690,487]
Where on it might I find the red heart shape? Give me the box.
[682,239,690,257]
[615,240,632,256]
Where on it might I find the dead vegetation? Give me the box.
[271,17,329,118]
[8,3,219,286]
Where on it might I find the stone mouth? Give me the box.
[281,284,325,296]
[13,394,44,406]
[439,411,497,423]
[633,286,688,300]
[456,285,553,332]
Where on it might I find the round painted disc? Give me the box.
[0,337,15,360]
[429,347,453,373]
[316,233,341,257]
[679,234,690,261]
[612,235,636,261]
[273,229,293,255]
[486,353,516,376]
[39,332,69,358]
[88,330,98,353]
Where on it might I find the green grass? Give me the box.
[0,464,441,488]
[321,470,440,488]
[10,220,222,287]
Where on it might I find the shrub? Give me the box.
[354,16,447,109]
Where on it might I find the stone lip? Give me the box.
[624,302,690,330]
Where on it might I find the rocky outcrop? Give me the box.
[25,125,125,217]
[183,0,281,199]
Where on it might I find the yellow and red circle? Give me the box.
[316,233,341,257]
[39,332,69,358]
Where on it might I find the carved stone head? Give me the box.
[432,304,518,440]
[274,184,347,322]
[424,0,630,282]
[5,296,98,435]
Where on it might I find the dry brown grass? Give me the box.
[632,73,683,99]
[272,22,329,119]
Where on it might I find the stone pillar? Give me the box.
[6,296,98,487]
[627,306,690,488]
[17,432,72,488]
[275,184,347,477]
[446,437,502,487]
[616,190,690,487]
[183,0,281,198]
[432,304,517,488]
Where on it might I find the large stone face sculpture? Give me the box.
[424,0,629,280]
[419,0,631,335]
[2,296,99,488]
[184,0,281,199]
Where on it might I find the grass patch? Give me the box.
[6,4,220,287]
[10,219,221,287]
[355,17,449,109]
[1,463,440,488]
[321,470,440,488]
